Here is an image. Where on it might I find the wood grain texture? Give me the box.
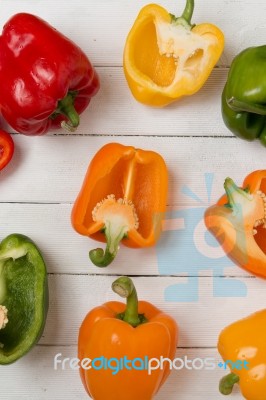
[0,0,265,399]
[0,67,231,137]
[38,274,263,348]
[1,136,265,204]
[0,202,254,277]
[0,0,265,68]
[0,346,242,400]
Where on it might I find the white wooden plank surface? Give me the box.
[0,0,265,68]
[70,67,230,137]
[0,202,255,277]
[0,68,232,137]
[1,0,265,399]
[39,275,262,348]
[1,347,242,400]
[1,136,265,204]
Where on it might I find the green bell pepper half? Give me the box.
[222,46,266,147]
[0,234,48,364]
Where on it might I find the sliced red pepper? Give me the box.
[0,130,14,171]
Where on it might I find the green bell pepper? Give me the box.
[0,234,48,364]
[222,46,266,147]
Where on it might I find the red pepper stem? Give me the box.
[219,373,239,395]
[112,277,145,328]
[57,92,80,132]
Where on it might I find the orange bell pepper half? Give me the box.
[78,276,178,400]
[123,0,224,106]
[205,170,266,278]
[71,143,168,267]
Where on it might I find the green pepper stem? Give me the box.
[181,0,194,25]
[89,222,127,267]
[228,97,266,116]
[112,277,147,327]
[219,373,239,395]
[260,126,266,147]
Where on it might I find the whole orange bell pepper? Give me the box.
[123,0,224,106]
[71,143,168,267]
[218,309,266,399]
[205,170,266,278]
[78,276,178,400]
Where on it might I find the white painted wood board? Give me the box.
[0,202,256,277]
[1,136,265,204]
[0,347,243,399]
[0,0,265,68]
[0,68,233,136]
[0,0,265,399]
[39,275,263,349]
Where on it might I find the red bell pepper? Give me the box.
[0,130,14,171]
[0,13,100,135]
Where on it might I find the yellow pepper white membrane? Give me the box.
[155,21,218,84]
[123,0,224,106]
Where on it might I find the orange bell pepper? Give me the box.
[205,170,266,278]
[218,309,266,399]
[78,276,178,400]
[123,0,224,106]
[71,143,168,267]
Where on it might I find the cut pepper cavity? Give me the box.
[123,0,224,106]
[205,171,266,278]
[90,195,140,266]
[0,234,48,364]
[71,143,168,268]
[0,306,8,330]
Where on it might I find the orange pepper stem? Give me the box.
[89,247,115,267]
[112,276,148,328]
[89,221,127,267]
[219,373,239,395]
[224,177,251,209]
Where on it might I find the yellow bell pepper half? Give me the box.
[123,0,224,107]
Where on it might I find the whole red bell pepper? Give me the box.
[0,13,100,135]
